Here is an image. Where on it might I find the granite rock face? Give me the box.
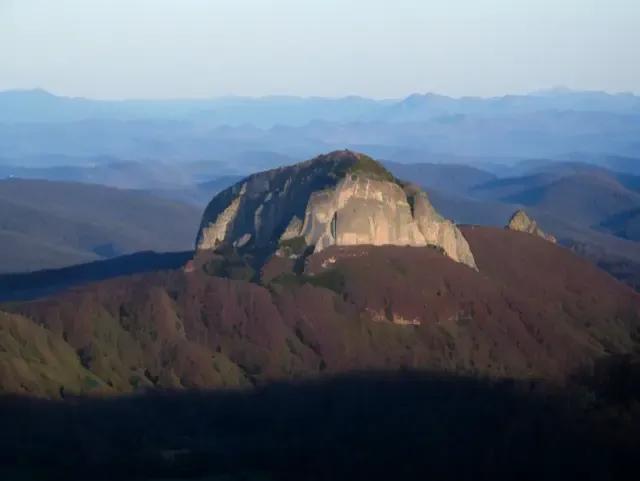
[507,210,557,243]
[196,150,477,269]
[403,182,477,268]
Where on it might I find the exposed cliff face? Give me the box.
[196,150,477,269]
[507,210,557,243]
[402,182,477,267]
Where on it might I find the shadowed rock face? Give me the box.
[507,210,557,243]
[196,150,477,269]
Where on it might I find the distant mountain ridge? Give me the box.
[2,88,639,125]
[470,169,640,240]
[0,179,201,273]
[2,111,638,162]
[2,89,639,170]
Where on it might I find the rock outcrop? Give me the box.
[402,182,478,268]
[196,150,477,269]
[507,210,557,243]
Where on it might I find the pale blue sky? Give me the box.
[0,0,637,99]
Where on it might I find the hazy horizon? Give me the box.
[1,0,638,100]
[2,85,639,102]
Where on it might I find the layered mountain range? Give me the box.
[2,89,640,165]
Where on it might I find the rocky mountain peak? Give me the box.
[300,149,398,183]
[195,151,477,269]
[507,210,557,243]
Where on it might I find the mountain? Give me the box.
[598,155,640,176]
[382,160,496,195]
[2,224,639,398]
[428,188,640,255]
[137,160,497,208]
[471,170,640,234]
[3,89,638,125]
[0,160,231,189]
[2,113,638,163]
[601,208,640,241]
[367,90,640,123]
[195,150,477,268]
[0,251,193,302]
[0,179,202,273]
[0,89,389,126]
[425,188,640,289]
[2,151,639,398]
[3,150,640,479]
[139,175,245,206]
[167,152,640,293]
[507,159,614,177]
[471,172,569,200]
[507,173,640,234]
[496,160,640,191]
[2,90,640,164]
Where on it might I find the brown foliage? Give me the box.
[3,226,640,397]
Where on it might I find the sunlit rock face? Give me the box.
[196,150,477,269]
[507,210,557,243]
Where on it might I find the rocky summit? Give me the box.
[196,150,477,269]
[507,209,557,243]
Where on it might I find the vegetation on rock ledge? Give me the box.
[271,268,347,294]
[324,150,401,184]
[278,235,308,254]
